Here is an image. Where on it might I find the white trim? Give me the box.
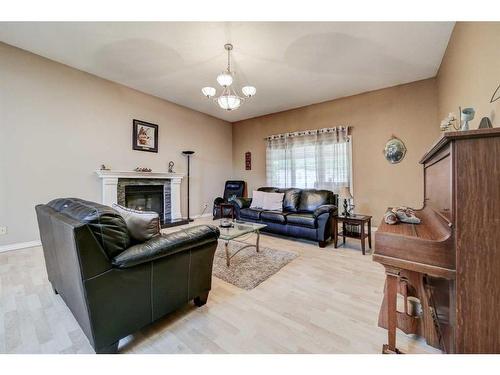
[95,170,185,220]
[191,212,213,220]
[169,177,183,220]
[95,170,185,179]
[0,240,41,253]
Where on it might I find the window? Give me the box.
[266,127,351,192]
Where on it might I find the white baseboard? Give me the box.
[0,240,42,254]
[192,213,213,219]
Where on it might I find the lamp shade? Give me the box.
[201,86,216,98]
[339,187,353,200]
[216,72,233,87]
[217,95,241,111]
[242,86,256,98]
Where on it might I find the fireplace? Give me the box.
[95,170,187,227]
[125,185,165,223]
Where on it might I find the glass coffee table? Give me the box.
[218,220,267,267]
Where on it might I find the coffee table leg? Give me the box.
[256,230,260,253]
[224,241,230,267]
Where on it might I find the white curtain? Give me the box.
[266,127,351,192]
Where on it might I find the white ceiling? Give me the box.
[0,22,454,122]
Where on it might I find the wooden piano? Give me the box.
[373,128,500,354]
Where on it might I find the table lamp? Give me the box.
[339,187,353,217]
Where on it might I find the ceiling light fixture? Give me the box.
[201,43,256,111]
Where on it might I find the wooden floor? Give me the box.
[0,217,440,354]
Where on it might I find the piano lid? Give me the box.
[374,207,455,278]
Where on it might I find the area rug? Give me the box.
[212,240,298,290]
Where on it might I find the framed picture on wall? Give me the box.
[245,151,252,170]
[132,119,158,153]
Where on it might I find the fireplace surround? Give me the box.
[95,170,185,226]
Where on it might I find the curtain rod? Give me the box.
[264,126,351,141]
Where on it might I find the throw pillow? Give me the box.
[112,204,161,242]
[250,190,266,209]
[263,192,285,211]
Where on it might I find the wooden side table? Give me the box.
[219,203,235,220]
[333,214,372,255]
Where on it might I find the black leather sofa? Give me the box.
[35,198,219,354]
[232,187,338,247]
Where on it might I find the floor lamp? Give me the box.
[182,150,194,222]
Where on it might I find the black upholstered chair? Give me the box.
[213,180,246,219]
[35,198,219,354]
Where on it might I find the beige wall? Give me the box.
[0,42,232,246]
[232,79,441,224]
[437,22,500,128]
[3,21,499,247]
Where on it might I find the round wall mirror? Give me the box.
[384,136,407,164]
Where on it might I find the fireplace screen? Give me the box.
[125,185,164,223]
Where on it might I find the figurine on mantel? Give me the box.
[168,161,175,173]
[134,167,152,172]
[100,164,111,171]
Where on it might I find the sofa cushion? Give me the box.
[112,204,160,242]
[286,213,317,228]
[279,188,301,212]
[262,192,284,211]
[298,190,333,212]
[260,210,288,224]
[47,198,131,258]
[240,208,264,221]
[250,190,266,209]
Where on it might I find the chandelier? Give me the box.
[201,43,256,111]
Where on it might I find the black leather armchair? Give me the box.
[35,198,220,354]
[233,187,338,247]
[213,180,246,219]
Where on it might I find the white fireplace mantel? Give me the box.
[95,170,185,220]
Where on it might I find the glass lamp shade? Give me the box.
[242,86,256,98]
[339,186,353,200]
[217,95,241,111]
[216,72,233,87]
[201,86,216,98]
